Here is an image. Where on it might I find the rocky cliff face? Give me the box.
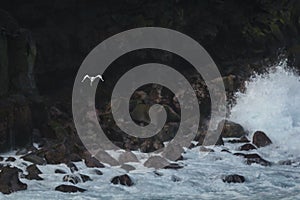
[1,0,300,153]
[0,10,37,152]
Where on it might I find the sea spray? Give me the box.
[229,59,300,157]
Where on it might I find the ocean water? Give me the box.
[230,60,300,159]
[2,60,300,199]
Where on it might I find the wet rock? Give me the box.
[131,104,179,125]
[278,160,292,165]
[228,136,250,143]
[163,105,180,122]
[0,156,3,161]
[175,155,184,161]
[239,143,257,151]
[121,164,136,172]
[162,143,184,161]
[46,120,68,141]
[63,174,81,184]
[118,151,139,164]
[223,174,245,183]
[94,169,103,175]
[140,139,164,153]
[44,144,67,164]
[21,153,46,165]
[233,152,246,157]
[0,166,27,194]
[252,131,272,147]
[80,174,92,182]
[69,153,82,162]
[198,131,224,146]
[25,164,43,180]
[156,122,179,142]
[95,150,119,166]
[66,162,78,173]
[55,185,86,193]
[111,174,134,186]
[188,143,196,149]
[244,154,271,166]
[171,175,182,182]
[130,104,150,124]
[5,157,16,162]
[218,120,247,138]
[55,169,67,174]
[15,148,30,155]
[144,156,170,169]
[221,149,231,153]
[210,75,238,93]
[163,163,184,170]
[84,156,105,168]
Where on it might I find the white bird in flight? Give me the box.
[81,74,104,86]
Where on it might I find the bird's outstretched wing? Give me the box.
[81,75,91,82]
[95,75,104,82]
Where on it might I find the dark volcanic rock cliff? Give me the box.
[1,0,300,153]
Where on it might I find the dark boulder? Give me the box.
[244,154,271,166]
[21,153,46,165]
[163,163,184,170]
[223,174,245,183]
[121,164,136,172]
[44,144,67,164]
[239,143,257,151]
[252,131,272,147]
[0,166,27,194]
[111,174,134,186]
[5,157,16,162]
[156,122,179,142]
[63,174,81,184]
[84,156,105,168]
[233,153,271,166]
[228,136,250,143]
[221,149,231,153]
[144,156,170,169]
[140,139,164,153]
[66,162,78,173]
[79,174,92,182]
[218,120,247,138]
[55,169,67,174]
[171,175,182,182]
[55,185,86,193]
[94,169,103,175]
[233,152,246,157]
[118,151,139,164]
[198,131,224,146]
[162,143,184,161]
[95,150,119,166]
[278,160,292,165]
[25,164,43,180]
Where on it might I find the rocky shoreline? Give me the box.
[1,1,300,198]
[1,118,298,195]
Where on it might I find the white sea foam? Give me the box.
[230,59,300,158]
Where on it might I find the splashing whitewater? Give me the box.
[229,59,300,157]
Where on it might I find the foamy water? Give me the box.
[2,60,300,199]
[230,59,300,158]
